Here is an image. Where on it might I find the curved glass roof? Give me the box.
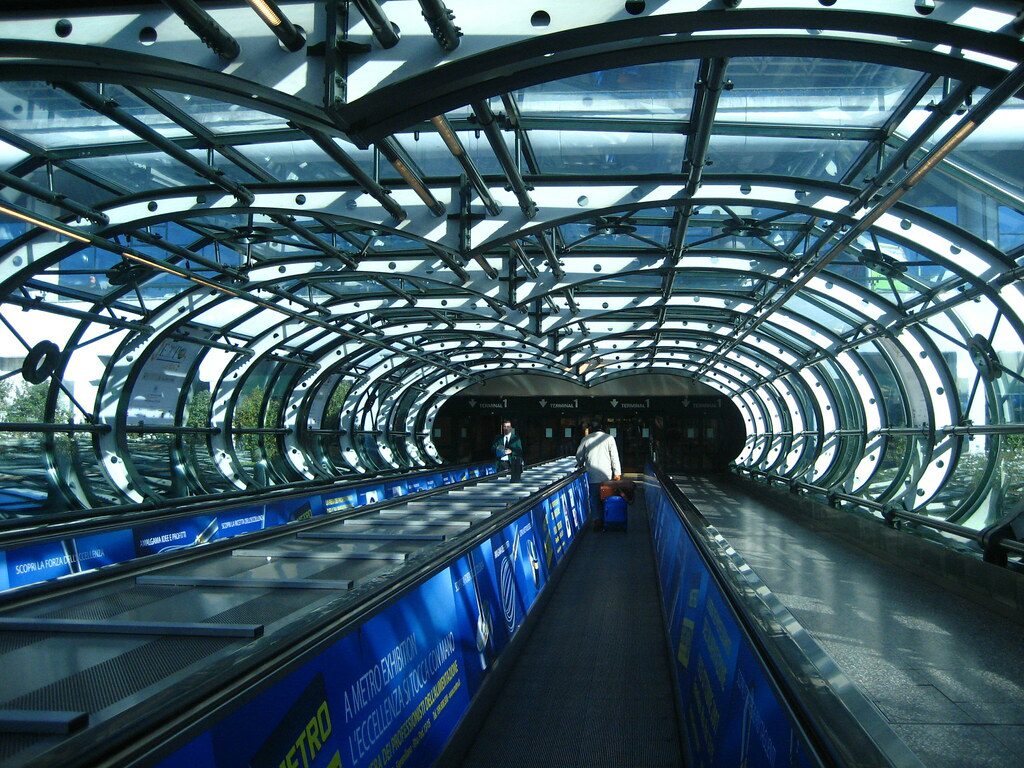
[1,1,1023,535]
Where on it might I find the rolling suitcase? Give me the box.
[603,494,628,530]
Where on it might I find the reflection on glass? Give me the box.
[125,433,176,496]
[0,433,52,516]
[706,135,866,180]
[532,130,685,174]
[516,61,700,118]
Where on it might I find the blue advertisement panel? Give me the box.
[0,552,8,591]
[160,567,474,768]
[135,515,219,557]
[541,496,569,566]
[5,529,136,588]
[324,489,359,515]
[265,494,323,526]
[564,481,585,533]
[384,480,409,499]
[647,476,815,768]
[447,552,496,695]
[486,513,544,639]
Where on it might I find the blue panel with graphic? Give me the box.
[5,529,136,588]
[645,473,815,768]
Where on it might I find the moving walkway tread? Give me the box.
[454,486,684,767]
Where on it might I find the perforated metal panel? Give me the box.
[2,636,234,713]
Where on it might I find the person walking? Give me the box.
[492,418,524,482]
[576,418,621,530]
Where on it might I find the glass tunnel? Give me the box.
[1,0,1023,553]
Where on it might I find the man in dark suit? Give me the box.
[492,419,524,481]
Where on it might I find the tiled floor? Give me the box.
[678,475,1024,768]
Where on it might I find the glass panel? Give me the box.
[125,432,175,496]
[865,434,911,500]
[399,133,467,177]
[997,206,1024,251]
[0,139,28,171]
[919,435,986,518]
[70,151,212,193]
[17,164,113,210]
[68,431,122,506]
[782,294,859,335]
[900,162,1015,250]
[706,135,867,180]
[235,139,373,182]
[561,220,669,248]
[265,362,302,483]
[127,337,199,428]
[515,60,701,118]
[183,382,235,493]
[231,360,277,485]
[945,96,1024,197]
[0,82,131,149]
[719,58,925,128]
[155,89,290,134]
[582,274,664,290]
[0,432,51,516]
[995,433,1024,519]
[102,85,194,140]
[531,130,685,174]
[860,343,909,428]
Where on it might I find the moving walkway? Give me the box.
[0,460,933,768]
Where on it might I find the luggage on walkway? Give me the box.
[603,493,628,530]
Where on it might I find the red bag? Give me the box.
[599,479,635,503]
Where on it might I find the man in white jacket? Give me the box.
[576,418,622,531]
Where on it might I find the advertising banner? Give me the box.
[357,485,386,506]
[180,567,472,768]
[5,529,136,588]
[265,494,322,526]
[135,515,220,557]
[324,489,359,515]
[448,551,495,695]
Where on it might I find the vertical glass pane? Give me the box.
[68,431,122,507]
[0,433,51,516]
[125,433,175,496]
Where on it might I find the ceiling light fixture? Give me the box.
[121,251,234,296]
[0,203,89,243]
[244,0,305,51]
[246,0,281,26]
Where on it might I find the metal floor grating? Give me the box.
[1,636,234,713]
[41,585,190,621]
[202,588,329,627]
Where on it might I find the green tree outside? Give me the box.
[0,381,72,424]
